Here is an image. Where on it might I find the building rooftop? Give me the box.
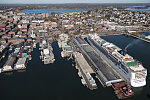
[4,56,16,66]
[16,57,27,65]
[8,37,24,40]
[61,41,70,48]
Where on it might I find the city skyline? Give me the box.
[0,0,150,4]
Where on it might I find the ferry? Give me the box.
[87,34,147,87]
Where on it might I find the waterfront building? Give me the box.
[8,38,25,45]
[14,57,28,70]
[3,56,16,72]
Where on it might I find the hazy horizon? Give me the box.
[0,0,150,4]
[0,3,150,4]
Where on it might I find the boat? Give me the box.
[29,56,32,61]
[112,81,134,99]
[81,78,87,86]
[87,34,147,87]
[33,42,36,48]
[0,68,2,73]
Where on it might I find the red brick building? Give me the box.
[2,34,11,39]
[8,38,25,45]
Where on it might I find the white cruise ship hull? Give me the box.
[131,79,146,87]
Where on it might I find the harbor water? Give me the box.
[101,34,150,100]
[21,9,88,13]
[0,37,150,100]
[125,7,150,12]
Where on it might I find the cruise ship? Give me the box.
[87,34,147,87]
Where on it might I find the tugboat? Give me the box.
[112,81,134,99]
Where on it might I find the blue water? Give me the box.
[141,32,150,36]
[126,6,145,8]
[21,9,88,13]
[125,7,150,12]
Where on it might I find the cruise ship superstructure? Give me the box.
[88,34,147,87]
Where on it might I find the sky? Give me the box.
[0,0,150,4]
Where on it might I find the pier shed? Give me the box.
[74,52,97,90]
[3,57,16,72]
[14,57,27,70]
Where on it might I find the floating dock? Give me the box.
[74,37,122,87]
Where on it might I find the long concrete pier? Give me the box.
[73,52,97,90]
[73,37,122,87]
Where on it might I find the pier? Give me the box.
[0,44,9,62]
[0,41,34,73]
[14,57,28,70]
[73,52,97,90]
[2,56,16,72]
[39,40,55,64]
[124,33,150,43]
[74,37,122,87]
